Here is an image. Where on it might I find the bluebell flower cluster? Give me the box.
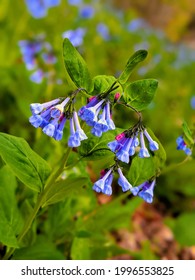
[176,136,192,156]
[92,167,135,196]
[29,97,87,145]
[62,28,86,47]
[108,128,159,163]
[25,0,60,18]
[78,96,115,137]
[18,38,57,83]
[92,166,156,203]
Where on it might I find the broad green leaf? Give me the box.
[92,75,122,97]
[42,176,89,207]
[124,79,158,111]
[118,50,148,84]
[78,130,120,161]
[128,157,156,186]
[128,128,166,185]
[71,237,90,260]
[182,121,194,146]
[0,133,51,192]
[63,38,93,92]
[172,212,195,246]
[0,166,23,247]
[13,235,65,260]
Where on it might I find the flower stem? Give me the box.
[3,147,72,260]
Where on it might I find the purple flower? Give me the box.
[92,168,113,195]
[29,97,87,146]
[138,131,150,158]
[18,38,57,84]
[30,69,44,83]
[68,0,82,5]
[25,0,60,18]
[78,97,115,137]
[62,28,86,47]
[18,40,42,70]
[96,23,110,41]
[108,132,139,163]
[143,129,159,151]
[133,180,156,203]
[190,96,195,110]
[92,166,138,196]
[79,5,95,19]
[117,167,133,192]
[68,111,87,147]
[127,18,147,32]
[176,136,192,156]
[108,128,159,162]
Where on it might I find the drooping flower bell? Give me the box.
[132,179,156,203]
[108,127,159,163]
[176,136,192,156]
[92,166,137,196]
[78,96,115,137]
[29,96,87,146]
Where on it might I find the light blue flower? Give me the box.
[25,0,60,18]
[97,23,110,41]
[30,69,44,84]
[62,28,86,47]
[102,173,113,195]
[190,96,195,109]
[138,131,150,158]
[29,97,78,142]
[143,129,159,151]
[79,5,95,19]
[117,167,133,192]
[127,18,147,32]
[176,136,192,156]
[135,180,156,203]
[68,0,82,6]
[92,168,113,193]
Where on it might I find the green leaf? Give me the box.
[0,166,23,247]
[124,79,158,111]
[128,128,166,185]
[173,212,195,246]
[63,38,93,92]
[78,129,122,161]
[92,75,122,95]
[128,157,155,186]
[118,50,148,84]
[13,235,65,260]
[42,176,89,207]
[182,121,194,146]
[71,237,90,260]
[0,133,51,192]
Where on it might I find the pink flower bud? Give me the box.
[114,92,121,101]
[115,132,125,141]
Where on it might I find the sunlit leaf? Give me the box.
[63,38,93,92]
[118,50,148,84]
[124,79,158,111]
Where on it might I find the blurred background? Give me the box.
[0,0,195,260]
